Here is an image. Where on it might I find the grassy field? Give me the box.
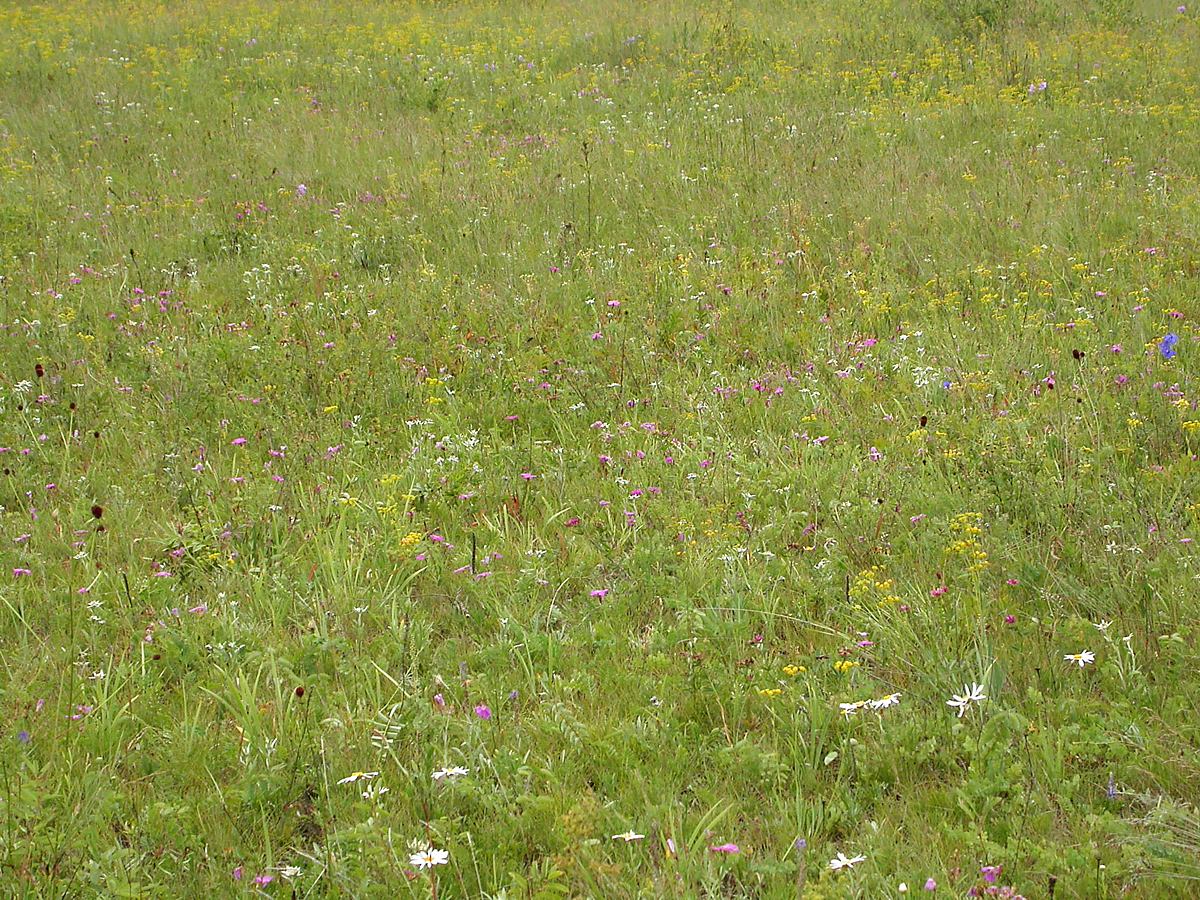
[1,0,1199,895]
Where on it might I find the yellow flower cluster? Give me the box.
[946,512,990,574]
[849,566,901,607]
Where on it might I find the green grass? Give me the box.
[1,0,1199,896]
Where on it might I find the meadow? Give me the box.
[1,0,1199,895]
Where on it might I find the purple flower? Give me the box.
[924,878,937,891]
[474,704,492,720]
[17,730,30,744]
[1160,333,1179,359]
[12,568,31,577]
[709,843,740,854]
[981,865,1001,884]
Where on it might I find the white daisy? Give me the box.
[946,682,987,717]
[870,692,901,710]
[1063,650,1096,668]
[829,851,867,871]
[409,848,449,869]
[361,783,390,801]
[612,831,645,842]
[336,770,379,785]
[839,700,867,718]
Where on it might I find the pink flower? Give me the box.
[232,866,244,881]
[474,704,492,720]
[231,437,247,446]
[590,589,608,598]
[12,568,31,577]
[709,843,740,854]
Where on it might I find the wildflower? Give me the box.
[709,843,740,854]
[1094,620,1112,633]
[981,865,1001,884]
[252,874,274,885]
[336,771,379,784]
[1063,650,1095,668]
[1159,333,1179,359]
[946,683,987,717]
[432,766,469,781]
[409,848,449,869]
[474,704,492,720]
[829,851,867,871]
[612,831,645,842]
[783,664,805,676]
[840,700,868,718]
[925,878,937,891]
[232,866,243,881]
[361,783,390,800]
[12,568,31,577]
[870,692,902,710]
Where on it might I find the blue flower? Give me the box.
[1159,333,1179,359]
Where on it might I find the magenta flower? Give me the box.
[231,437,247,446]
[474,704,492,720]
[709,843,740,854]
[12,568,31,577]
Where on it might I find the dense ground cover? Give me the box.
[1,0,1199,895]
